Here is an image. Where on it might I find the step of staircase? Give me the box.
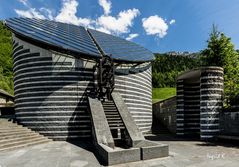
[110,126,125,130]
[0,139,50,152]
[0,132,39,140]
[0,119,51,152]
[108,121,124,125]
[103,106,115,112]
[0,130,35,137]
[0,128,32,133]
[105,112,120,115]
[0,125,24,129]
[107,120,123,123]
[0,135,43,145]
[106,117,122,120]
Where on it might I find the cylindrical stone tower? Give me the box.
[176,67,224,140]
[200,67,224,140]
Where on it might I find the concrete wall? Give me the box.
[0,95,14,116]
[0,96,7,104]
[152,97,176,134]
[220,110,239,136]
[0,95,14,105]
[13,35,153,139]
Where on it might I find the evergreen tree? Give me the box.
[202,25,239,103]
[152,53,201,88]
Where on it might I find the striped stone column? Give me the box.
[176,80,184,136]
[200,67,224,140]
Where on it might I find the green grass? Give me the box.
[152,87,176,103]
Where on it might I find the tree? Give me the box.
[0,21,14,95]
[152,53,201,88]
[202,25,239,104]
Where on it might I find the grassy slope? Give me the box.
[152,87,176,103]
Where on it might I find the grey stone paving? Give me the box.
[0,134,239,167]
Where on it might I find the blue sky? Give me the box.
[1,0,239,53]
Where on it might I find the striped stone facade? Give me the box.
[200,67,224,140]
[13,36,152,140]
[184,82,200,136]
[176,67,224,140]
[115,64,152,133]
[176,80,184,136]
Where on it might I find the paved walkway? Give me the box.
[0,135,239,167]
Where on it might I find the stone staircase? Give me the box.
[0,118,51,151]
[102,100,126,145]
[88,93,169,165]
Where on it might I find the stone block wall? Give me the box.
[220,110,239,136]
[152,96,177,134]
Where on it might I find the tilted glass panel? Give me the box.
[6,18,100,57]
[88,29,154,62]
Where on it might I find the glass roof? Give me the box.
[6,18,154,62]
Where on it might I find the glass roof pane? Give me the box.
[88,29,154,62]
[7,18,100,57]
[6,18,154,62]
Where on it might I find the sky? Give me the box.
[1,0,239,53]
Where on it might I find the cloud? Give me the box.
[15,8,46,19]
[98,0,112,15]
[40,8,54,20]
[18,0,28,6]
[126,33,139,40]
[169,19,176,25]
[55,0,94,27]
[16,0,53,20]
[95,27,111,34]
[142,15,168,38]
[14,0,140,36]
[96,8,140,35]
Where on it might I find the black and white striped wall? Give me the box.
[12,35,153,140]
[13,35,96,140]
[176,80,184,136]
[176,67,224,140]
[115,63,152,133]
[200,67,223,140]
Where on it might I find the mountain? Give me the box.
[152,52,201,88]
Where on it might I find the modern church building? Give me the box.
[5,17,154,141]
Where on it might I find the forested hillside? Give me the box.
[0,21,14,95]
[152,53,201,88]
